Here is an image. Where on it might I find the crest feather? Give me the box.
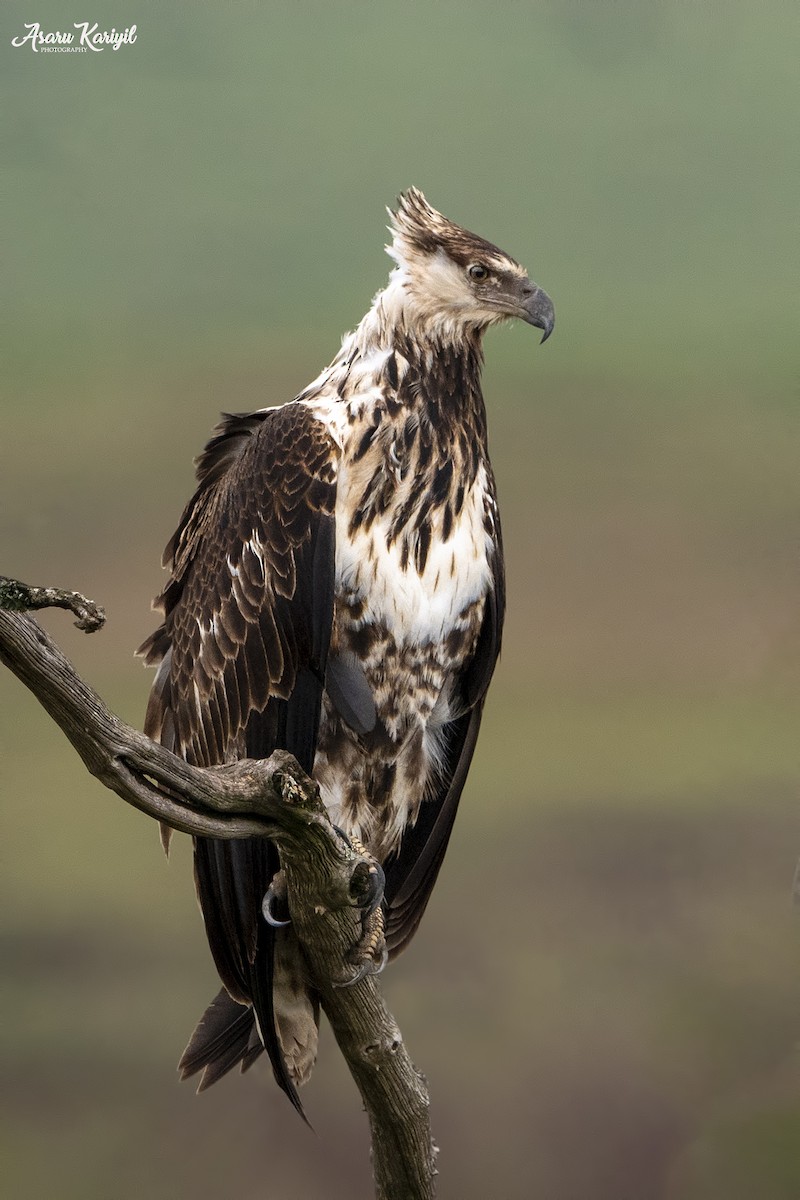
[388,188,453,257]
[386,187,522,273]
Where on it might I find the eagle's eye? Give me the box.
[467,263,489,281]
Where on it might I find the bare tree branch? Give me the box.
[0,577,437,1200]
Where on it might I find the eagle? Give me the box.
[139,188,554,1114]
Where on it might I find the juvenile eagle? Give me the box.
[139,188,554,1112]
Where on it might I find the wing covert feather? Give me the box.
[141,403,337,764]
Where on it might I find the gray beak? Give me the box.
[520,284,555,342]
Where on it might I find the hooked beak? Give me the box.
[520,283,555,342]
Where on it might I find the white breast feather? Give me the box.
[334,459,492,646]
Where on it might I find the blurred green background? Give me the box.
[2,2,798,1197]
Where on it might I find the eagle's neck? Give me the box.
[352,268,486,354]
[297,271,490,472]
[335,273,486,417]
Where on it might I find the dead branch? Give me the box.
[0,574,106,631]
[0,576,437,1200]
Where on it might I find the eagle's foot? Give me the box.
[331,828,387,987]
[332,827,385,916]
[262,870,291,928]
[335,904,388,989]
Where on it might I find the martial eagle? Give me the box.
[139,188,554,1112]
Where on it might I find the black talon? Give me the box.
[261,881,291,928]
[350,859,386,916]
[335,960,373,989]
[334,946,388,989]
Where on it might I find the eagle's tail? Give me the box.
[178,988,263,1092]
[178,960,320,1099]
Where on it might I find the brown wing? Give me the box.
[382,529,505,956]
[139,402,338,1111]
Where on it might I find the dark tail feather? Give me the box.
[178,985,310,1123]
[179,988,263,1092]
[249,931,309,1124]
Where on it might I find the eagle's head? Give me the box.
[386,187,554,342]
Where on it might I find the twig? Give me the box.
[0,577,437,1200]
[0,574,105,632]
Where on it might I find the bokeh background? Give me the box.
[2,3,798,1197]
